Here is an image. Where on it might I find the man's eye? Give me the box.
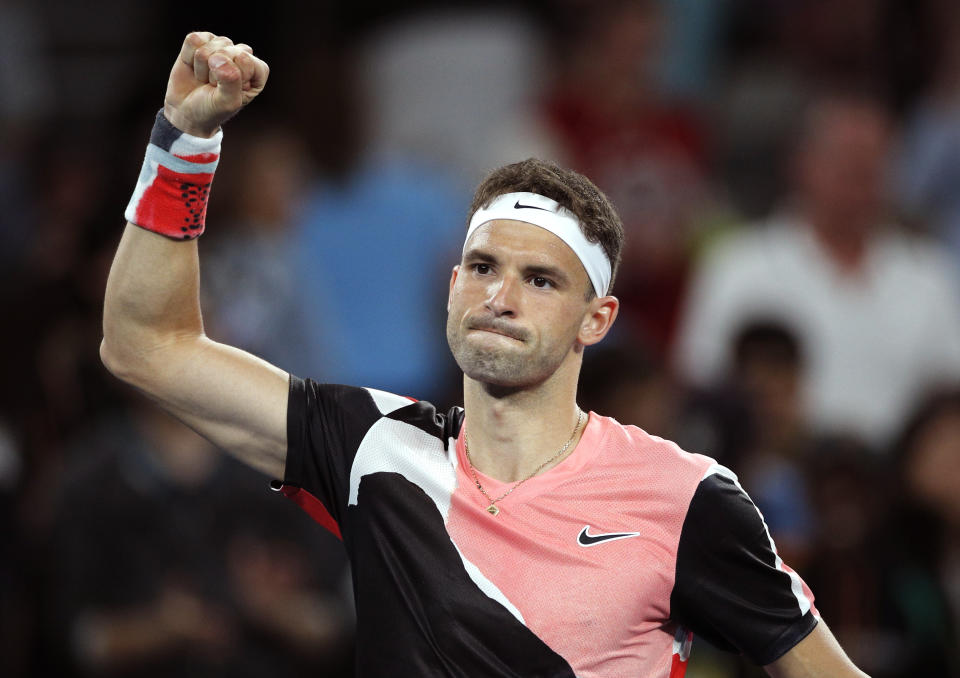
[475,263,491,274]
[531,276,553,289]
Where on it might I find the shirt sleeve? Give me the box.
[273,375,387,538]
[669,467,819,666]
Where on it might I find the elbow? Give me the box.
[99,331,205,394]
[99,334,155,387]
[100,337,135,383]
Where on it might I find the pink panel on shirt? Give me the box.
[446,413,713,678]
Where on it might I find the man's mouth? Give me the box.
[468,321,525,342]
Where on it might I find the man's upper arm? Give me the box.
[670,467,818,664]
[765,621,870,678]
[103,334,289,479]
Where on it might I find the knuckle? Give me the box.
[210,36,233,50]
[187,30,213,45]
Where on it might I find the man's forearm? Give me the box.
[765,621,870,678]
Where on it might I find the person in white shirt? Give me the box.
[675,91,960,450]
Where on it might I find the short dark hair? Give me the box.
[732,319,804,372]
[468,158,624,295]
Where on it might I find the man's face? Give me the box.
[796,101,891,232]
[446,219,595,389]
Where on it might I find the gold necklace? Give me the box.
[463,409,585,516]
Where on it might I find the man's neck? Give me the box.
[461,360,585,483]
[805,210,874,274]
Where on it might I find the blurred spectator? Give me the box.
[713,2,812,221]
[543,0,722,359]
[674,90,960,449]
[0,1,54,272]
[360,7,561,189]
[804,435,956,677]
[201,124,318,375]
[38,0,157,121]
[895,387,960,670]
[895,1,960,272]
[716,0,936,221]
[657,0,727,103]
[291,154,464,400]
[578,342,681,440]
[779,0,886,87]
[291,7,562,400]
[1,127,126,545]
[676,320,806,469]
[44,398,353,678]
[720,321,815,569]
[0,2,54,125]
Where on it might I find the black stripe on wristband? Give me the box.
[148,109,184,152]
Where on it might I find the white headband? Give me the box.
[464,192,612,297]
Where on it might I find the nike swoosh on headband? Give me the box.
[514,200,551,212]
[577,525,641,547]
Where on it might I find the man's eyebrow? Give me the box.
[462,248,499,263]
[524,264,570,285]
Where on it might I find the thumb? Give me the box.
[209,54,243,113]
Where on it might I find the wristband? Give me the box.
[124,110,222,240]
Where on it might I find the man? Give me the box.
[674,91,960,450]
[101,32,869,677]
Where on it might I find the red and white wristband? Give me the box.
[124,110,222,240]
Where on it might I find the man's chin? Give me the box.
[466,370,526,389]
[458,352,557,391]
[455,351,528,388]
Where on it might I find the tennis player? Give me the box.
[101,32,870,677]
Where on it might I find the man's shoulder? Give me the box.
[588,413,717,494]
[877,227,960,285]
[292,377,462,444]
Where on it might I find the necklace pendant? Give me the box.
[486,504,500,516]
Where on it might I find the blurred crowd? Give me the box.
[2,0,960,676]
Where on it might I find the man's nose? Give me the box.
[485,275,520,317]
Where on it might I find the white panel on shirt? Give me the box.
[365,387,416,415]
[347,415,526,624]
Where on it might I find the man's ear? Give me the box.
[447,265,460,312]
[578,296,619,346]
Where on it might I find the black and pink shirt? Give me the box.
[274,376,818,677]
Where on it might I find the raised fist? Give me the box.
[163,32,270,138]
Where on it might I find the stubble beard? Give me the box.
[446,315,564,389]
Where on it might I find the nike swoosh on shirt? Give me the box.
[577,525,641,547]
[514,200,552,212]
